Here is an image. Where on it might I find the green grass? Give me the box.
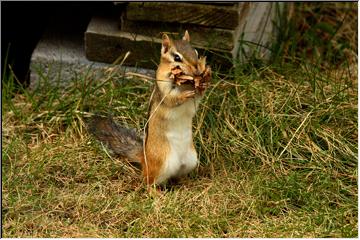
[2,2,357,238]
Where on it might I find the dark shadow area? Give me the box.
[1,2,114,87]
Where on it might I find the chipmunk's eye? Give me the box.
[174,54,182,62]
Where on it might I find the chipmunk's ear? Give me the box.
[182,30,190,42]
[161,33,170,54]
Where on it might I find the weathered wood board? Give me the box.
[85,16,232,70]
[232,2,280,61]
[126,2,239,30]
[121,20,234,51]
[84,2,283,70]
[115,1,237,7]
[85,16,161,69]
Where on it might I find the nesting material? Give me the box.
[170,56,211,94]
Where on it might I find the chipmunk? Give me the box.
[88,31,211,185]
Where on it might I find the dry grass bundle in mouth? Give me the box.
[170,56,212,94]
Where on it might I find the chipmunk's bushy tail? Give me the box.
[87,115,143,162]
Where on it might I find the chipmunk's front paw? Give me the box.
[199,81,210,90]
[177,90,196,105]
[181,90,196,99]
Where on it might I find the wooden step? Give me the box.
[85,16,233,70]
[125,2,239,30]
[121,20,234,51]
[85,3,284,70]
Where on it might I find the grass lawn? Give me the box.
[2,2,358,238]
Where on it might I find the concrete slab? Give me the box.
[30,26,155,89]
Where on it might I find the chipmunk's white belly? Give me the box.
[156,102,199,183]
[164,128,198,180]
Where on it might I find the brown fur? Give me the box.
[142,88,171,184]
[88,31,208,185]
[87,116,142,162]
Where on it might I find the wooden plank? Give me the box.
[126,2,239,30]
[85,16,160,69]
[232,2,282,61]
[117,2,237,7]
[85,16,232,70]
[190,2,238,6]
[121,20,234,51]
